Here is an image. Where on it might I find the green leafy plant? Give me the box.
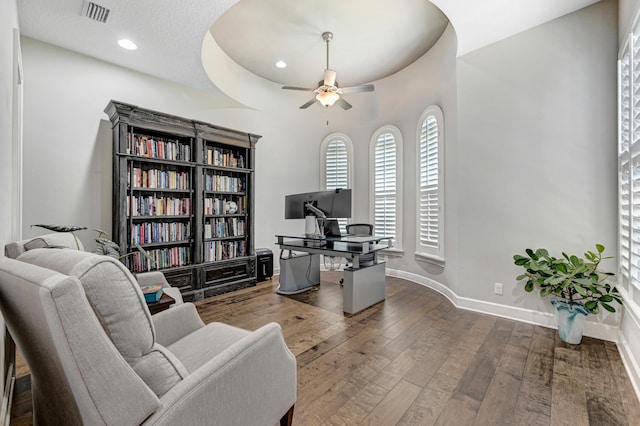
[31,225,154,267]
[513,244,622,314]
[31,224,87,250]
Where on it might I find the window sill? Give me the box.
[415,252,445,267]
[380,248,404,258]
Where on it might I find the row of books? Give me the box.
[127,133,191,161]
[204,196,245,215]
[204,218,246,239]
[128,195,191,216]
[130,222,191,245]
[203,174,245,193]
[130,167,190,190]
[204,240,246,262]
[204,146,245,168]
[127,247,191,273]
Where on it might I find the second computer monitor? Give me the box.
[284,189,352,220]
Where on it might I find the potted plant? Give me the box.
[32,224,154,266]
[513,244,623,344]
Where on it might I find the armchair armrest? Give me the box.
[144,323,297,426]
[152,303,205,347]
[136,271,169,287]
[136,271,183,305]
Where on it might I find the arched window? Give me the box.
[416,105,444,265]
[369,125,403,249]
[320,133,353,231]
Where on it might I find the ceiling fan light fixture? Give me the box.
[316,91,340,107]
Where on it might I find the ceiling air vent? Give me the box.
[81,1,111,24]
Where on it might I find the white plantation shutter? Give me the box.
[619,29,640,291]
[325,140,348,190]
[420,116,439,247]
[631,34,640,289]
[321,134,353,233]
[416,105,444,263]
[374,133,397,238]
[620,49,631,283]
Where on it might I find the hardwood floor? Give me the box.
[11,272,640,425]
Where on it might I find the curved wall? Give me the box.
[18,0,618,342]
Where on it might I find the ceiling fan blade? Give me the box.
[324,69,337,87]
[282,86,315,91]
[299,98,317,109]
[340,84,375,94]
[336,97,352,110]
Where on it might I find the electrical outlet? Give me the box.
[494,282,503,295]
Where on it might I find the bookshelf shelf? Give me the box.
[204,235,247,242]
[118,154,196,168]
[130,215,192,220]
[137,240,193,248]
[202,164,252,174]
[106,101,261,301]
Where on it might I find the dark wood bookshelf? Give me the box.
[105,100,261,301]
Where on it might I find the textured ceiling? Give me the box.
[17,0,602,107]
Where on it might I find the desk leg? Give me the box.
[342,262,386,314]
[276,253,321,295]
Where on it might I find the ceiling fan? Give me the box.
[282,32,375,110]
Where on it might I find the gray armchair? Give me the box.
[0,248,296,425]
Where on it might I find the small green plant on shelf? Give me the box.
[513,244,622,314]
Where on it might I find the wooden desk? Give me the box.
[147,292,175,315]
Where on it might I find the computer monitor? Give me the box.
[284,189,352,220]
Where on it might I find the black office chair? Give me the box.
[346,223,375,265]
[340,223,375,285]
[346,223,374,237]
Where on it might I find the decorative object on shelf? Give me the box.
[226,201,238,214]
[281,32,375,110]
[513,244,622,344]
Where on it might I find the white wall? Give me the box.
[0,0,20,399]
[19,38,319,251]
[0,4,19,248]
[455,0,618,322]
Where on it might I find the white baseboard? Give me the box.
[386,268,640,402]
[618,329,640,402]
[385,268,619,342]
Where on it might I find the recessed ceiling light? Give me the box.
[275,60,287,68]
[118,39,137,50]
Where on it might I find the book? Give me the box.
[140,284,164,303]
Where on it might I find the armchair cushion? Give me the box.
[18,248,188,397]
[152,303,205,347]
[167,322,251,373]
